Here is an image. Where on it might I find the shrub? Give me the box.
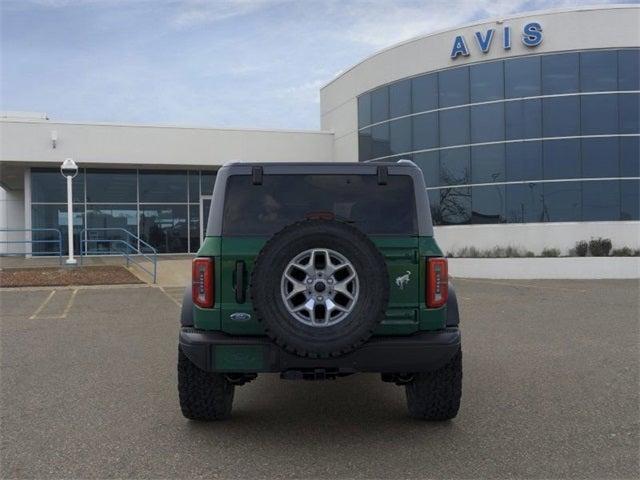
[541,248,560,257]
[525,251,535,257]
[611,247,635,257]
[574,240,589,257]
[589,237,612,257]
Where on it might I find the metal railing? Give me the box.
[79,228,157,283]
[0,228,63,264]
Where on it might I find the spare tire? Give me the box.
[251,219,389,358]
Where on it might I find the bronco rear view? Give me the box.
[178,161,462,421]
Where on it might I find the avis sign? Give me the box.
[450,22,543,59]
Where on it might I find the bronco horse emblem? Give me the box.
[395,270,411,289]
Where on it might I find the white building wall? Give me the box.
[0,187,26,254]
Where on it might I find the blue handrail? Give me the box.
[79,228,157,283]
[0,228,63,264]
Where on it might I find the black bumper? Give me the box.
[179,327,461,374]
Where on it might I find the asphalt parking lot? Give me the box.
[1,279,638,479]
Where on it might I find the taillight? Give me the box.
[192,257,214,308]
[426,257,448,308]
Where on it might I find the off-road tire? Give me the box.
[178,346,234,421]
[405,347,462,420]
[251,219,389,358]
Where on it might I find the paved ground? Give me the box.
[1,279,638,479]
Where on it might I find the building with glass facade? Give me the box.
[1,5,639,257]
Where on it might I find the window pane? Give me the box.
[85,169,136,203]
[412,112,438,151]
[412,73,438,113]
[389,79,411,118]
[140,205,188,253]
[389,117,412,155]
[31,204,84,255]
[543,181,581,222]
[506,183,543,223]
[358,129,373,161]
[472,185,505,224]
[188,171,200,202]
[506,99,542,140]
[440,147,470,185]
[200,171,217,197]
[86,205,138,254]
[619,93,639,134]
[580,51,618,92]
[505,56,541,98]
[543,139,580,180]
[439,187,471,225]
[370,86,389,123]
[542,52,579,94]
[543,96,580,137]
[140,170,187,203]
[620,136,640,177]
[621,179,640,220]
[439,108,469,147]
[371,123,390,158]
[581,94,618,135]
[471,144,505,183]
[582,137,619,178]
[358,94,371,128]
[619,49,640,91]
[582,180,620,221]
[189,204,200,252]
[439,67,469,107]
[413,151,439,187]
[506,142,543,181]
[427,189,441,225]
[31,168,84,203]
[470,61,504,102]
[471,103,504,143]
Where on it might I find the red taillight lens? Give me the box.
[192,257,214,308]
[426,257,448,308]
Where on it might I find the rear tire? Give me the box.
[178,346,234,421]
[405,347,462,421]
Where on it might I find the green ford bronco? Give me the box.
[179,161,462,421]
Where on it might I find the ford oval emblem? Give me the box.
[230,312,251,322]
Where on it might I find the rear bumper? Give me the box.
[179,327,461,374]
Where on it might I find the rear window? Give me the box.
[222,174,417,235]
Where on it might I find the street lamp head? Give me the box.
[60,158,78,178]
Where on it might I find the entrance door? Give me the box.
[199,196,212,243]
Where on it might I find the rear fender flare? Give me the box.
[180,286,194,327]
[446,282,460,327]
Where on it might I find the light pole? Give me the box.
[60,158,78,265]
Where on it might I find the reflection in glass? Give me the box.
[470,103,504,143]
[440,147,470,186]
[86,205,138,254]
[412,74,438,113]
[618,49,640,91]
[86,169,136,203]
[580,51,617,92]
[201,171,217,197]
[439,108,469,147]
[619,93,639,134]
[358,94,371,128]
[470,61,504,102]
[506,183,543,223]
[505,99,542,140]
[581,94,618,135]
[371,123,390,158]
[413,151,439,187]
[189,204,200,252]
[139,170,188,203]
[471,145,505,183]
[506,142,543,182]
[543,181,581,222]
[32,168,84,203]
[390,79,411,118]
[543,96,580,137]
[620,137,640,177]
[371,86,389,123]
[505,56,541,98]
[543,139,580,180]
[439,187,471,225]
[621,179,640,220]
[188,171,200,203]
[358,129,373,161]
[542,52,579,94]
[583,181,620,221]
[31,204,84,255]
[389,117,411,155]
[412,112,438,151]
[140,205,188,253]
[582,137,619,178]
[427,189,441,225]
[472,185,505,224]
[439,67,469,108]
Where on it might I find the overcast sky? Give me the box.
[1,0,636,130]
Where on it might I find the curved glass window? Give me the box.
[542,52,579,95]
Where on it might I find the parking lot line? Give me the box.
[28,290,56,319]
[159,286,182,308]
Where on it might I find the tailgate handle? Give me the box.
[235,261,246,303]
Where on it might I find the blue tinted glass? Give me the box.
[31,168,85,203]
[506,99,542,140]
[390,79,411,118]
[472,185,505,224]
[619,93,639,134]
[358,129,373,161]
[439,67,469,107]
[86,169,135,203]
[189,204,200,252]
[543,96,580,137]
[439,108,469,147]
[621,179,640,220]
[140,205,189,253]
[581,94,618,135]
[620,136,640,177]
[582,137,619,178]
[358,94,371,128]
[580,51,618,92]
[542,53,579,94]
[439,187,471,225]
[440,147,470,185]
[188,171,199,202]
[471,144,505,183]
[200,171,216,196]
[470,61,504,102]
[470,103,504,143]
[412,112,438,151]
[505,56,541,98]
[86,205,138,254]
[506,183,543,223]
[389,117,412,155]
[582,180,620,221]
[543,181,581,222]
[427,189,441,225]
[139,170,187,203]
[413,151,439,187]
[371,123,390,158]
[412,74,438,112]
[506,142,543,181]
[619,49,640,91]
[370,87,389,123]
[543,139,580,180]
[31,204,84,255]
